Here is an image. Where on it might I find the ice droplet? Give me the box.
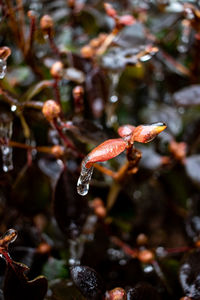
[11,105,17,112]
[0,59,7,79]
[77,156,94,196]
[0,121,13,172]
[0,228,18,247]
[68,238,84,266]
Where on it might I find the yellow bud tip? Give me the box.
[153,122,167,134]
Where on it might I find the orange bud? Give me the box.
[86,138,127,168]
[37,242,51,254]
[0,47,11,61]
[104,3,117,18]
[118,124,135,139]
[118,15,135,26]
[50,61,64,79]
[51,145,64,157]
[40,15,54,31]
[80,45,94,59]
[136,233,148,246]
[91,198,106,218]
[131,122,167,144]
[42,100,61,121]
[73,85,84,98]
[90,38,101,49]
[138,249,154,263]
[169,140,187,162]
[106,287,126,300]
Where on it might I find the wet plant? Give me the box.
[0,1,200,299]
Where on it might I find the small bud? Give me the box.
[68,0,76,8]
[195,240,200,248]
[50,61,64,79]
[73,86,84,113]
[118,15,135,26]
[80,45,94,59]
[0,47,11,61]
[91,198,106,219]
[42,100,61,121]
[51,145,64,157]
[90,38,101,49]
[105,287,126,300]
[40,15,54,31]
[138,249,154,263]
[37,242,51,254]
[169,140,187,162]
[136,233,148,246]
[104,3,117,18]
[73,85,84,99]
[0,229,18,248]
[131,122,167,144]
[118,125,135,139]
[27,10,36,19]
[98,33,107,43]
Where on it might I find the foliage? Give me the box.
[0,0,200,299]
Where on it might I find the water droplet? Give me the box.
[139,54,152,62]
[143,264,154,273]
[0,59,6,79]
[0,121,13,172]
[77,157,94,196]
[11,105,17,112]
[68,239,83,266]
[0,228,18,247]
[110,95,118,103]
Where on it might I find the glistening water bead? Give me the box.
[77,156,94,196]
[0,121,14,172]
[0,59,7,79]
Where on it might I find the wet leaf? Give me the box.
[54,167,89,239]
[185,155,200,185]
[70,265,105,300]
[139,147,163,170]
[126,282,160,300]
[3,261,48,300]
[179,250,200,299]
[85,138,127,168]
[173,85,200,107]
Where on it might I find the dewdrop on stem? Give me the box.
[0,121,13,172]
[0,46,11,79]
[77,156,94,196]
[0,59,7,79]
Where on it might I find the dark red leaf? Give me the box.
[70,265,105,300]
[185,155,200,185]
[126,282,160,300]
[3,261,48,300]
[173,85,200,107]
